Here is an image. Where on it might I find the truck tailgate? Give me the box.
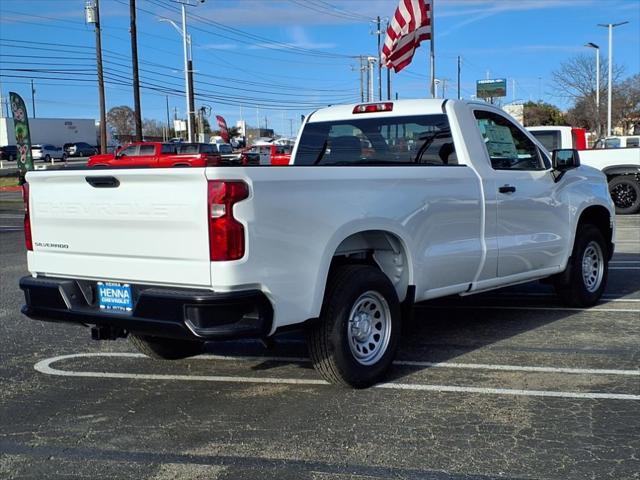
[26,168,211,287]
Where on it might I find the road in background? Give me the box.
[1,204,638,479]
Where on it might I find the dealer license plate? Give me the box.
[97,282,133,312]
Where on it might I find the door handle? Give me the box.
[86,176,120,188]
[498,185,516,194]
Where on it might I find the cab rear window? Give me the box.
[296,114,457,166]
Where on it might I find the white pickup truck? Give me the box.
[528,126,640,214]
[20,100,615,387]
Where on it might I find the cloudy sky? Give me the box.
[1,0,638,135]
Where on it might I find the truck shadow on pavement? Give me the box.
[202,268,639,384]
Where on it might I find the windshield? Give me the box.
[219,144,233,154]
[295,114,456,166]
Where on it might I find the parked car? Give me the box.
[241,143,292,166]
[87,142,222,168]
[65,142,97,157]
[0,145,18,161]
[593,136,640,149]
[31,144,66,162]
[20,99,615,387]
[210,143,241,164]
[528,126,640,214]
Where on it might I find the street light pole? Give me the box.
[159,0,203,143]
[598,21,628,137]
[585,42,600,136]
[180,4,192,142]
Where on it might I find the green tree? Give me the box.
[523,101,566,127]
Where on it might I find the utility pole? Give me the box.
[30,79,36,118]
[358,56,365,102]
[457,56,461,100]
[440,78,450,98]
[598,21,628,137]
[165,96,171,136]
[85,0,107,153]
[187,58,195,141]
[367,56,376,102]
[376,16,382,101]
[130,0,142,141]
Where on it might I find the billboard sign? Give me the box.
[477,79,507,99]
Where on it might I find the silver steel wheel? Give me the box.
[582,241,604,293]
[348,290,392,366]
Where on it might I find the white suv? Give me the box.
[31,144,66,162]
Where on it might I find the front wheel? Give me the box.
[129,334,204,360]
[554,224,609,307]
[44,154,51,163]
[306,265,401,388]
[608,175,640,214]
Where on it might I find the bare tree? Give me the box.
[142,118,165,138]
[552,54,624,135]
[106,106,135,139]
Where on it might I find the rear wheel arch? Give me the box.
[327,230,412,304]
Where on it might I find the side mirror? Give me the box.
[552,148,580,170]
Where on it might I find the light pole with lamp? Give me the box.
[597,21,628,137]
[585,42,600,136]
[159,1,204,142]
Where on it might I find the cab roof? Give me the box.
[308,99,454,123]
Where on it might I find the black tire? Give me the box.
[129,333,204,360]
[306,265,401,388]
[44,154,51,163]
[554,224,609,307]
[608,175,640,215]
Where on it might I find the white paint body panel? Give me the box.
[26,100,616,334]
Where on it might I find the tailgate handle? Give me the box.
[86,176,120,188]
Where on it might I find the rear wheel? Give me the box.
[44,154,51,163]
[129,334,204,360]
[554,224,608,307]
[608,175,640,214]
[306,265,401,388]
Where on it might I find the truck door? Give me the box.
[473,109,571,277]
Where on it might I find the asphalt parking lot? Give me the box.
[1,191,638,479]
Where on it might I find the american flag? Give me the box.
[381,0,432,73]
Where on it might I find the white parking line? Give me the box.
[34,353,640,401]
[484,292,640,303]
[610,267,640,270]
[424,305,640,313]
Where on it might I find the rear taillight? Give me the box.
[22,182,33,251]
[207,180,249,261]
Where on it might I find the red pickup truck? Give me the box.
[88,142,222,168]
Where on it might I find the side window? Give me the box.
[626,137,639,148]
[138,145,155,155]
[118,145,138,157]
[474,110,546,170]
[161,144,176,154]
[530,131,560,152]
[605,138,621,148]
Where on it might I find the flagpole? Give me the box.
[430,0,435,98]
